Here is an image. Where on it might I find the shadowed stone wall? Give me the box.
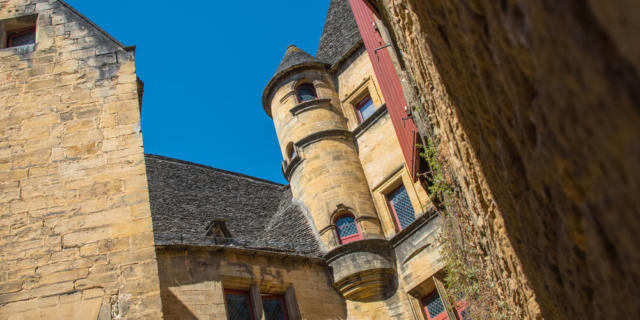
[376,0,640,318]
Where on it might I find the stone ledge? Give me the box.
[289,98,332,116]
[353,103,388,139]
[282,155,303,182]
[324,239,396,301]
[296,129,353,148]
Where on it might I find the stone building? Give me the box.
[0,0,461,319]
[5,0,636,319]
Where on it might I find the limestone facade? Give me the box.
[0,0,495,319]
[0,0,163,319]
[374,0,640,318]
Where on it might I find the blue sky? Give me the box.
[64,0,331,184]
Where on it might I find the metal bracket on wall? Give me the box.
[374,43,391,53]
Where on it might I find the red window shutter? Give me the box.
[349,0,419,179]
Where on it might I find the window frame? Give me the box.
[334,213,362,245]
[295,83,317,103]
[224,288,255,320]
[386,184,417,231]
[454,299,470,320]
[6,25,36,48]
[261,294,289,320]
[421,291,449,320]
[355,94,375,124]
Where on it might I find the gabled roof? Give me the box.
[262,45,329,117]
[145,154,323,257]
[316,0,362,66]
[56,0,131,51]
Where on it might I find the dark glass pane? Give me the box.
[297,85,316,102]
[424,292,446,319]
[389,185,416,229]
[336,215,358,238]
[460,307,471,320]
[226,293,252,320]
[358,97,375,121]
[263,297,286,320]
[8,29,35,47]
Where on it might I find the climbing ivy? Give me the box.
[418,139,516,319]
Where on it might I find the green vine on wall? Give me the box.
[418,139,515,319]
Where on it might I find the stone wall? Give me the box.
[377,0,640,318]
[0,0,162,318]
[156,248,346,320]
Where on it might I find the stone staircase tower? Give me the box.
[262,45,396,301]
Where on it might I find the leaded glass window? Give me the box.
[335,214,362,244]
[422,291,448,320]
[387,185,416,230]
[262,295,288,320]
[225,290,253,320]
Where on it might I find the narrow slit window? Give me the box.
[355,95,375,123]
[296,83,317,103]
[225,289,254,320]
[387,184,416,230]
[335,214,362,244]
[262,295,288,320]
[7,26,35,48]
[286,143,297,161]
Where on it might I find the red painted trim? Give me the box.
[355,95,372,124]
[262,294,289,320]
[349,0,419,179]
[455,299,470,319]
[335,214,363,245]
[386,184,405,231]
[224,289,255,320]
[7,26,36,48]
[421,291,449,320]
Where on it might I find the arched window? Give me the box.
[286,143,296,160]
[335,214,362,245]
[296,83,317,103]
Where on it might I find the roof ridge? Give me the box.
[56,0,131,51]
[144,154,285,187]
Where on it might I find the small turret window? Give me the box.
[335,214,362,245]
[296,83,317,103]
[286,143,296,161]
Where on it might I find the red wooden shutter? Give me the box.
[349,0,419,179]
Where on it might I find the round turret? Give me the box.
[262,45,385,251]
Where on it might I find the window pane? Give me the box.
[336,216,358,238]
[226,292,252,320]
[358,98,375,122]
[459,307,471,320]
[263,297,287,320]
[8,29,35,47]
[297,85,316,102]
[389,185,416,229]
[423,292,447,319]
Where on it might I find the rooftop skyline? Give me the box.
[65,0,331,184]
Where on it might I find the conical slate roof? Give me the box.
[274,45,325,76]
[316,0,362,66]
[262,45,329,117]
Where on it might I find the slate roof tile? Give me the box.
[145,154,322,257]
